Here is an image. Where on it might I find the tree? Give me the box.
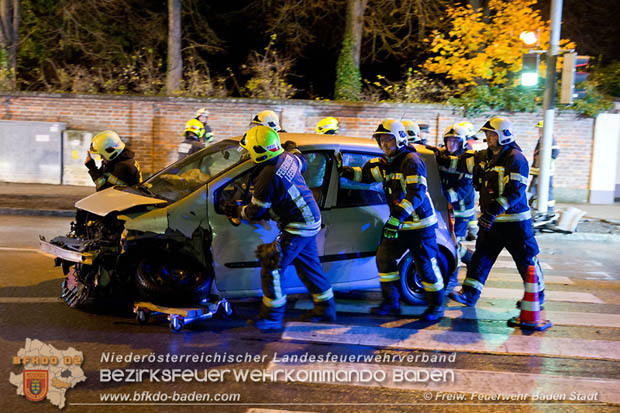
[334,0,366,100]
[424,0,574,90]
[166,0,182,94]
[0,0,20,90]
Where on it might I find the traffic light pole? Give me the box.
[538,0,563,215]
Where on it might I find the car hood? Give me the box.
[75,187,167,217]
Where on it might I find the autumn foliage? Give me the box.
[423,0,575,89]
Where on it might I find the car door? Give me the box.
[207,152,331,297]
[320,150,389,289]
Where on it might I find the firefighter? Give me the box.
[178,118,207,160]
[316,117,339,135]
[438,124,475,262]
[339,119,446,321]
[440,117,545,307]
[455,120,480,240]
[527,120,560,217]
[195,107,214,143]
[222,126,335,330]
[85,130,141,191]
[250,110,283,132]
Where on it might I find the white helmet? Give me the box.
[195,108,209,118]
[443,123,468,150]
[373,119,408,149]
[456,121,476,140]
[402,119,422,144]
[250,110,281,132]
[480,117,515,145]
[90,131,125,161]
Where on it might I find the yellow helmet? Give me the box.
[480,117,515,145]
[240,126,284,163]
[536,120,544,128]
[195,107,209,118]
[90,131,125,161]
[402,119,421,143]
[316,117,339,134]
[456,121,476,139]
[250,110,281,131]
[184,118,205,139]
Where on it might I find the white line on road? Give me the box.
[281,322,620,361]
[0,246,54,258]
[266,360,620,405]
[0,297,60,303]
[492,260,553,270]
[481,288,603,303]
[294,300,620,328]
[458,273,574,284]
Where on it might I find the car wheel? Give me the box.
[135,254,212,307]
[399,249,453,306]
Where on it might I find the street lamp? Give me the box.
[520,31,538,47]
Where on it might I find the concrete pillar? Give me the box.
[589,113,620,203]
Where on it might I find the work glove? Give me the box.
[221,200,241,219]
[478,212,495,232]
[383,216,401,239]
[335,152,343,175]
[84,152,96,170]
[282,140,297,152]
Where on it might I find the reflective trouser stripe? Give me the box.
[463,278,484,291]
[495,210,532,222]
[520,300,540,312]
[422,257,444,291]
[263,295,287,308]
[272,269,283,299]
[379,272,400,282]
[313,288,334,302]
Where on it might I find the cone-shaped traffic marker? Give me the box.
[508,265,552,331]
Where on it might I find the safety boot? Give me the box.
[299,297,337,323]
[249,304,285,331]
[448,286,478,307]
[370,281,401,316]
[419,290,446,322]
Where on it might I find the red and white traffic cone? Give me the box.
[508,265,552,331]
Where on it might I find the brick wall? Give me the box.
[0,92,594,194]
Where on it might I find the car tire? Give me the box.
[399,249,455,306]
[135,254,212,307]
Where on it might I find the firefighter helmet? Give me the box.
[250,110,281,132]
[90,131,126,162]
[402,119,422,143]
[443,123,468,150]
[373,119,408,149]
[480,117,515,145]
[456,121,477,140]
[195,108,209,118]
[316,117,339,134]
[184,118,205,139]
[240,126,284,163]
[536,120,544,128]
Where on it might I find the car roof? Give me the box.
[227,132,435,155]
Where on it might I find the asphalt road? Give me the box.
[1,214,619,413]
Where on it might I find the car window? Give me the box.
[214,167,255,215]
[337,152,386,207]
[143,140,245,202]
[302,151,330,207]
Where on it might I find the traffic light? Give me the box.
[521,54,539,87]
[560,53,590,104]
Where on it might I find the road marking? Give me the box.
[266,360,620,405]
[481,288,603,303]
[458,273,574,284]
[492,260,552,270]
[0,297,60,303]
[0,246,54,258]
[282,322,620,361]
[295,300,620,328]
[247,410,317,413]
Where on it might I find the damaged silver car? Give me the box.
[40,134,458,308]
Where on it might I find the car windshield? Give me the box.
[141,140,248,202]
